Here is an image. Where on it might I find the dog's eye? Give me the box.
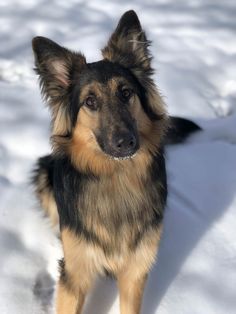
[84,96,98,111]
[121,88,132,100]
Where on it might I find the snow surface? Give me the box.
[0,0,236,313]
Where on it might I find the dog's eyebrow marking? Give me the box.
[107,78,118,92]
[79,81,103,100]
[107,77,130,92]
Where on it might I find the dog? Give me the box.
[32,10,200,314]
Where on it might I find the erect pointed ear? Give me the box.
[102,11,167,123]
[32,36,86,101]
[32,37,86,136]
[102,10,152,77]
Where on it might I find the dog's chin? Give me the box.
[97,142,139,161]
[109,152,137,161]
[103,151,138,161]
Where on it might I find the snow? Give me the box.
[0,0,236,313]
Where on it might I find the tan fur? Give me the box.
[118,274,147,314]
[52,105,72,136]
[56,282,84,314]
[76,167,155,251]
[130,94,168,154]
[59,226,162,314]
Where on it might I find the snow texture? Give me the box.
[0,0,236,313]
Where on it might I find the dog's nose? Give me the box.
[116,135,136,149]
[114,133,137,155]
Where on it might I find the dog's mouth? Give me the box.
[102,144,139,161]
[107,152,137,161]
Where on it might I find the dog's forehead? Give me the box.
[78,79,125,100]
[77,60,135,86]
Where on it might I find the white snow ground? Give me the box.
[0,0,236,313]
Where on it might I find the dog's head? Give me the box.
[32,11,168,174]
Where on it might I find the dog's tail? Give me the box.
[165,117,201,145]
[32,155,59,227]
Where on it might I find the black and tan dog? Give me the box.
[32,10,200,314]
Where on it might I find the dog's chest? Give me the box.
[76,172,162,249]
[54,156,166,252]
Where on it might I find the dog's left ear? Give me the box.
[102,10,152,78]
[102,11,168,123]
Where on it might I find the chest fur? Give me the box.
[54,155,167,252]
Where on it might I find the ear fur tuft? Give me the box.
[102,11,153,78]
[102,11,167,121]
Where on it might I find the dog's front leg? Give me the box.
[118,271,147,314]
[56,228,97,314]
[56,256,90,314]
[56,279,86,314]
[117,229,162,314]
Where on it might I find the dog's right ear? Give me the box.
[32,37,86,137]
[32,36,86,103]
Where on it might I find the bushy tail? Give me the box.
[165,117,201,145]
